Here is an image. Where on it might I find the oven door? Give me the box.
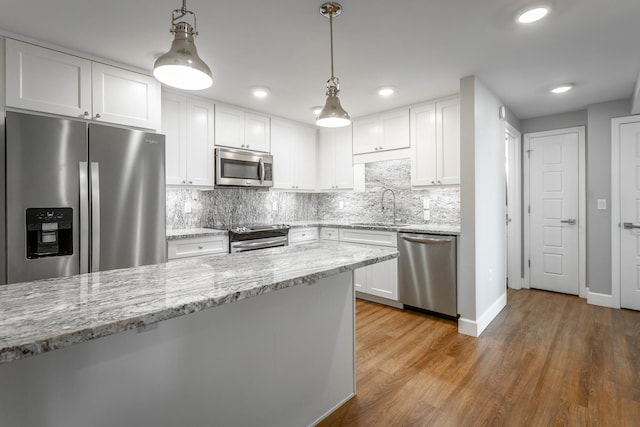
[215,148,273,187]
[230,236,288,253]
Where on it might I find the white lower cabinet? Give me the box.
[167,235,229,260]
[339,228,398,301]
[320,227,339,241]
[288,227,319,245]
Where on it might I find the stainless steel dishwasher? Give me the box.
[398,233,457,317]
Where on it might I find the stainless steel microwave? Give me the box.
[215,147,273,187]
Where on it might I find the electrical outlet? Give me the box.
[184,202,192,214]
[423,198,431,209]
[339,201,344,209]
[272,201,278,211]
[423,210,430,221]
[597,199,607,210]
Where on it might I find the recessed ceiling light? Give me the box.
[377,87,395,97]
[550,84,575,94]
[311,106,323,115]
[517,6,550,24]
[251,87,270,98]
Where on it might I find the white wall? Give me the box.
[458,76,507,336]
[520,110,587,134]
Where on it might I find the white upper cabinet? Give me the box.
[411,97,460,186]
[271,119,317,191]
[161,91,215,187]
[352,108,410,154]
[6,39,92,118]
[91,63,161,130]
[214,104,270,152]
[5,39,161,130]
[318,126,354,190]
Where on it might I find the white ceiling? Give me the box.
[1,0,639,125]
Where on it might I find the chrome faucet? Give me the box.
[381,189,396,223]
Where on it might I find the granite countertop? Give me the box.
[166,228,228,240]
[288,221,460,235]
[0,242,397,365]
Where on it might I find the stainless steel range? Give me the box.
[228,224,291,253]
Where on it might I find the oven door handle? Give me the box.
[232,237,287,251]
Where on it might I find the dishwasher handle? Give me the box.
[400,235,452,244]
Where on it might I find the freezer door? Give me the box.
[5,112,88,283]
[88,123,166,271]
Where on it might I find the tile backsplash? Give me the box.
[166,159,460,229]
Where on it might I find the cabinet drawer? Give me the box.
[320,227,339,241]
[339,229,397,247]
[167,236,229,259]
[289,227,319,245]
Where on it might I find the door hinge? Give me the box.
[526,149,532,159]
[528,259,531,268]
[528,205,531,214]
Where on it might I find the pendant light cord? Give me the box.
[329,12,335,80]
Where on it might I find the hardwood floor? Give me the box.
[319,289,640,426]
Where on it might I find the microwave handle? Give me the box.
[259,158,265,184]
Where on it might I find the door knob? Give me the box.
[560,219,577,225]
[623,222,640,229]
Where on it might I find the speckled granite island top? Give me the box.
[0,242,397,365]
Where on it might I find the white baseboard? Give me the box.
[355,292,404,309]
[458,292,507,337]
[587,290,620,309]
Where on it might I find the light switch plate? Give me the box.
[597,199,606,210]
[423,210,430,221]
[272,201,278,211]
[184,202,192,214]
[423,198,431,209]
[339,201,344,209]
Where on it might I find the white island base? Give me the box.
[0,272,355,427]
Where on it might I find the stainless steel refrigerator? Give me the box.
[4,111,166,284]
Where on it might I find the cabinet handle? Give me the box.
[182,180,186,184]
[83,111,89,117]
[246,144,250,148]
[95,113,101,119]
[431,180,435,184]
[189,181,193,184]
[198,245,204,249]
[302,234,306,237]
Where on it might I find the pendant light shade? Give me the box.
[153,1,213,91]
[316,2,350,128]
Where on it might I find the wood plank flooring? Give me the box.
[318,289,640,426]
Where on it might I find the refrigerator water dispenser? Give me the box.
[26,208,73,259]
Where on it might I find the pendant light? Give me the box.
[153,0,213,91]
[316,2,351,128]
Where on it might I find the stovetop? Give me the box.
[228,224,291,234]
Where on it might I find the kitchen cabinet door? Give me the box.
[244,112,271,152]
[215,104,270,152]
[410,102,438,186]
[215,104,245,149]
[333,126,355,189]
[318,126,353,190]
[411,97,460,187]
[186,98,215,186]
[5,39,92,118]
[352,108,409,154]
[161,92,188,185]
[293,125,317,190]
[271,119,316,190]
[270,119,295,189]
[161,91,215,187]
[368,259,399,300]
[92,62,161,130]
[436,97,460,185]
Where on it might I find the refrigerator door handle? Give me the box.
[90,162,101,272]
[79,162,89,274]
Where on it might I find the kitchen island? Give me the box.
[0,242,397,427]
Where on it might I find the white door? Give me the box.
[619,121,640,310]
[526,128,582,295]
